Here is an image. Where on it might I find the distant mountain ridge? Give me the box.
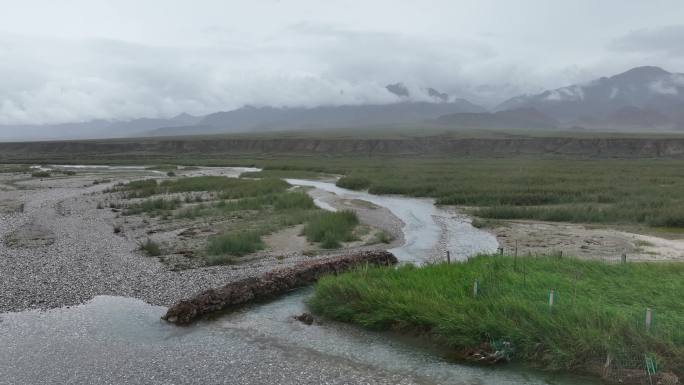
[495,66,684,129]
[176,100,485,136]
[0,113,203,141]
[2,67,684,141]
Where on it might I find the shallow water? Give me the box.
[286,178,499,262]
[0,169,598,384]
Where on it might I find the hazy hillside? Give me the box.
[163,101,486,135]
[0,113,202,141]
[496,66,684,130]
[3,67,684,142]
[148,84,485,136]
[435,108,558,129]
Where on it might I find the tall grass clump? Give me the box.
[139,238,162,256]
[309,255,684,375]
[117,179,159,198]
[273,191,316,210]
[336,176,371,190]
[206,230,265,259]
[303,210,359,248]
[31,171,51,178]
[125,197,181,216]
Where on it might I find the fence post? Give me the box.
[473,279,479,297]
[645,307,653,331]
[498,247,504,256]
[446,250,451,264]
[514,240,518,271]
[549,289,555,307]
[621,254,627,264]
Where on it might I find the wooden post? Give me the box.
[645,307,653,331]
[621,254,627,264]
[473,279,479,297]
[446,250,451,264]
[549,289,555,307]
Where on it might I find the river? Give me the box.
[0,169,599,385]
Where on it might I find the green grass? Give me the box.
[368,230,393,244]
[309,255,684,375]
[241,169,330,180]
[114,176,289,199]
[176,191,315,219]
[336,176,372,190]
[206,230,265,259]
[30,171,51,178]
[328,159,684,228]
[303,210,359,248]
[125,197,181,216]
[139,238,162,256]
[11,143,684,229]
[0,164,30,173]
[106,158,684,228]
[114,179,158,198]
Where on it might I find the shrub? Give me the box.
[140,238,162,256]
[303,210,359,249]
[124,198,181,216]
[31,171,50,178]
[273,192,316,210]
[373,230,394,244]
[206,230,265,257]
[336,176,371,190]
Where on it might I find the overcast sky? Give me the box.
[1,0,684,125]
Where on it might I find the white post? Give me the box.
[473,279,479,297]
[549,289,555,307]
[645,307,653,331]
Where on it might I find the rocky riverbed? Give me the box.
[0,166,402,313]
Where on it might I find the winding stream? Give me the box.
[0,169,598,384]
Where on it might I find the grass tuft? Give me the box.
[31,171,51,178]
[206,230,265,258]
[303,210,359,248]
[140,238,162,256]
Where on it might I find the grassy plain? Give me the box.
[246,158,684,229]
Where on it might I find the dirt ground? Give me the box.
[483,219,684,262]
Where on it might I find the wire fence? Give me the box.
[443,248,679,384]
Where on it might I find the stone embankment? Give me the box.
[163,250,397,324]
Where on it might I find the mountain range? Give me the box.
[496,66,684,130]
[1,66,683,141]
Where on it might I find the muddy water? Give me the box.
[0,169,598,384]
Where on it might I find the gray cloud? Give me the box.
[609,25,684,55]
[1,0,684,126]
